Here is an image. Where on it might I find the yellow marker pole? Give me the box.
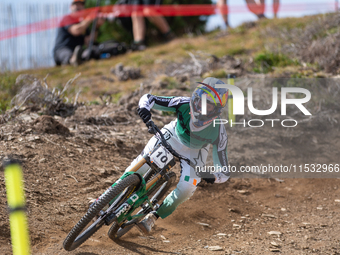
[227,74,235,126]
[3,159,31,255]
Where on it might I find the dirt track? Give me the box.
[1,78,340,255]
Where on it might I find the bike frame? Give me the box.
[97,156,172,227]
[94,120,193,230]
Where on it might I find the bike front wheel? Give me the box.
[63,174,141,251]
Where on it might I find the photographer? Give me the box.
[53,0,105,66]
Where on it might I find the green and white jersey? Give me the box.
[139,94,229,175]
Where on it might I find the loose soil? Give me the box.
[1,59,340,255]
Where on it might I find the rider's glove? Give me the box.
[202,178,215,184]
[138,107,151,123]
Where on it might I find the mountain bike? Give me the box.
[63,120,195,251]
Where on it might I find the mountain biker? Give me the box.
[126,77,230,234]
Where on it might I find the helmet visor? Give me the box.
[192,98,221,121]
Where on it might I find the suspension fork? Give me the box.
[145,173,162,191]
[129,155,172,192]
[129,158,147,173]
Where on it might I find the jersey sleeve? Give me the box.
[138,94,190,112]
[211,123,230,183]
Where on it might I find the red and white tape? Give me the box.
[0,2,334,41]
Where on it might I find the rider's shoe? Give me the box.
[130,40,146,51]
[137,212,158,234]
[70,45,83,66]
[162,30,176,42]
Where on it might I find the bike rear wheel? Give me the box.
[63,174,140,251]
[108,171,176,240]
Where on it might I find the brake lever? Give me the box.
[148,126,155,134]
[146,120,156,134]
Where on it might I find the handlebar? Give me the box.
[145,120,196,169]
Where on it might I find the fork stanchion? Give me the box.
[129,158,147,173]
[3,159,31,255]
[227,74,235,126]
[145,173,162,191]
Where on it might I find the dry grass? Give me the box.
[1,13,338,112]
[264,13,340,73]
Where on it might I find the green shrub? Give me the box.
[253,52,299,73]
[0,73,18,113]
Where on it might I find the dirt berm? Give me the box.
[0,77,339,255]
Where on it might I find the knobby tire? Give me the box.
[63,174,140,251]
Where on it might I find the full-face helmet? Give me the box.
[190,77,228,127]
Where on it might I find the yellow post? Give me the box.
[227,74,235,126]
[3,159,31,255]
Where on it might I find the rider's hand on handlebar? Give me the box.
[137,107,151,123]
[145,120,156,134]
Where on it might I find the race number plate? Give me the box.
[149,145,174,169]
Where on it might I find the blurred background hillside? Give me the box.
[0,0,336,71]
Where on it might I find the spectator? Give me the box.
[53,0,104,66]
[245,0,280,19]
[217,0,280,28]
[273,0,279,18]
[128,0,175,51]
[217,0,229,28]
